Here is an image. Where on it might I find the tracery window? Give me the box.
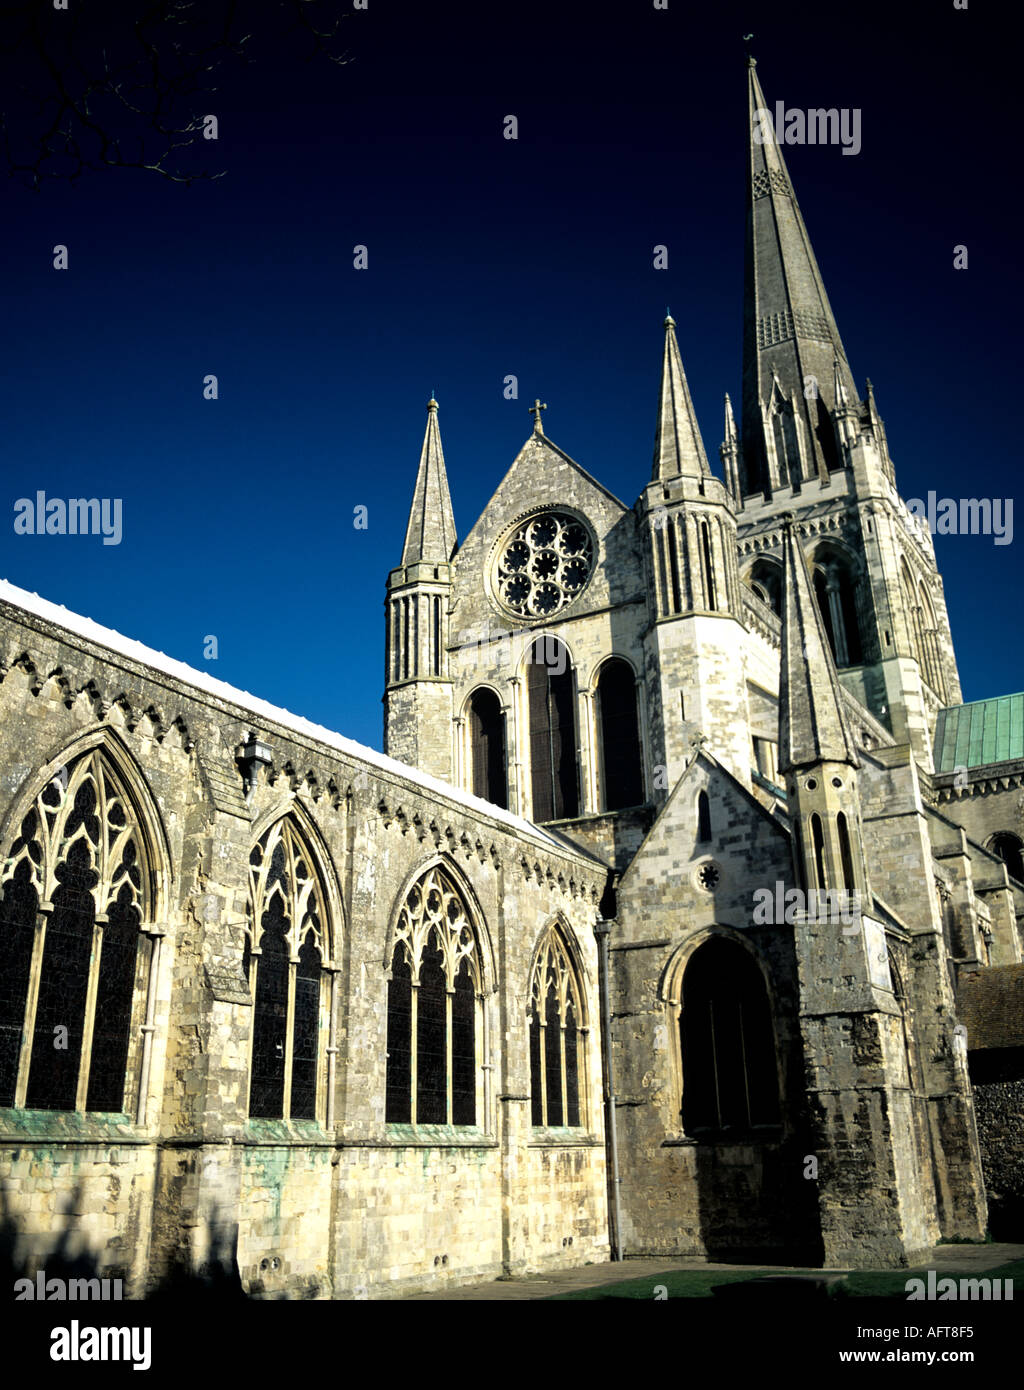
[0,750,152,1113]
[528,927,584,1127]
[244,817,331,1121]
[493,511,594,619]
[385,865,481,1126]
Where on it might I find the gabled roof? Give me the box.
[457,429,629,556]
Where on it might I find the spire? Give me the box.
[652,314,712,481]
[719,393,742,501]
[741,60,859,491]
[778,516,859,774]
[400,396,457,565]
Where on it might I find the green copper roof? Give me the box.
[934,695,1024,772]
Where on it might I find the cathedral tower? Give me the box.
[778,516,943,1266]
[383,397,456,779]
[640,316,750,790]
[734,58,961,766]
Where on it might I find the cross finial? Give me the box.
[529,398,547,434]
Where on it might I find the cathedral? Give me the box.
[1,60,1021,1298]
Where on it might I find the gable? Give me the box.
[449,433,641,644]
[617,750,792,937]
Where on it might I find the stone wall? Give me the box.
[0,589,609,1297]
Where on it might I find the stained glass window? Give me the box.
[245,818,331,1122]
[528,927,585,1128]
[385,865,481,1126]
[0,750,151,1115]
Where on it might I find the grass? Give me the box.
[546,1258,1024,1301]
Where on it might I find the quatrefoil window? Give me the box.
[494,512,595,618]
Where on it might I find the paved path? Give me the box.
[397,1243,1024,1301]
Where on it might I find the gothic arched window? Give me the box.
[699,519,718,610]
[529,927,584,1128]
[0,750,153,1114]
[917,582,945,699]
[385,865,482,1126]
[697,790,712,844]
[245,817,331,1121]
[813,555,863,667]
[991,833,1024,884]
[836,811,856,893]
[526,636,579,822]
[467,688,507,809]
[747,558,782,616]
[596,659,643,811]
[680,938,779,1133]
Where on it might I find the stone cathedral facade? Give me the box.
[1,62,1022,1298]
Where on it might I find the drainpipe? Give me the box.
[136,927,164,1126]
[593,917,622,1261]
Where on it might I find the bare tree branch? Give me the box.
[1,0,350,189]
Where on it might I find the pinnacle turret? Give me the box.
[778,517,859,774]
[652,315,712,481]
[400,396,457,566]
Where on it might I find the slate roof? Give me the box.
[957,965,1024,1051]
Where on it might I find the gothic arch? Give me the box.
[659,928,782,1134]
[659,926,776,1011]
[916,580,945,698]
[527,918,589,1127]
[744,556,782,615]
[525,913,591,1029]
[462,685,509,810]
[666,932,781,1133]
[810,540,865,667]
[244,810,339,1122]
[899,555,926,671]
[988,833,1024,884]
[383,856,490,1127]
[521,633,580,822]
[0,725,172,922]
[0,732,169,1115]
[592,656,644,811]
[249,797,345,964]
[382,854,496,996]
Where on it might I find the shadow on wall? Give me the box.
[0,1182,248,1301]
[693,1142,825,1268]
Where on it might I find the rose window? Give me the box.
[494,512,595,618]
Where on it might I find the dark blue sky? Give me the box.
[2,0,1018,750]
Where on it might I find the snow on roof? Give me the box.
[0,577,587,859]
